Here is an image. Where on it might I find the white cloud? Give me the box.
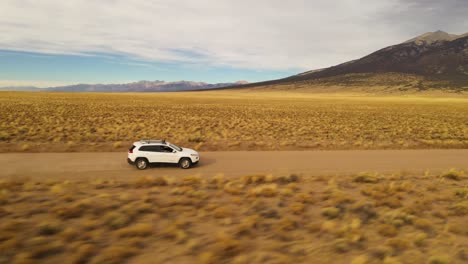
[0,79,72,87]
[0,0,466,71]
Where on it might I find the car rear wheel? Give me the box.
[179,158,192,169]
[135,158,149,170]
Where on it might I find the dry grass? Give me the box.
[0,169,467,263]
[0,91,467,152]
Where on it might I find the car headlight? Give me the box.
[190,154,198,157]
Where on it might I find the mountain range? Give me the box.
[0,80,249,92]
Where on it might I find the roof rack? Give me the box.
[140,139,166,144]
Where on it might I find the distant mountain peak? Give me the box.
[404,30,464,45]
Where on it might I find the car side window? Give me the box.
[160,146,174,153]
[139,146,160,152]
[139,146,150,151]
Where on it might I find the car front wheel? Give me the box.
[135,158,149,170]
[179,158,192,169]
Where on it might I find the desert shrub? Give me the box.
[353,172,380,183]
[306,222,322,233]
[277,218,298,232]
[427,255,451,264]
[20,144,30,151]
[103,212,131,229]
[209,174,225,187]
[377,224,398,237]
[413,233,428,247]
[60,228,80,242]
[133,202,153,214]
[381,210,415,227]
[289,202,306,215]
[132,176,168,187]
[241,174,266,185]
[0,236,19,254]
[37,221,63,236]
[376,197,402,208]
[223,182,244,195]
[449,201,468,216]
[180,175,202,186]
[116,223,153,237]
[321,207,341,219]
[370,246,393,260]
[413,218,433,231]
[72,244,96,264]
[0,206,10,217]
[333,238,351,253]
[0,131,10,140]
[447,223,468,235]
[234,216,260,237]
[385,238,410,252]
[89,245,138,264]
[213,207,233,218]
[198,251,217,264]
[293,193,315,204]
[212,232,241,259]
[454,188,468,198]
[440,169,464,181]
[248,184,278,197]
[279,187,294,197]
[188,136,205,143]
[274,174,300,184]
[327,191,355,206]
[25,237,64,258]
[53,204,85,219]
[112,141,122,148]
[351,202,378,223]
[351,255,369,264]
[161,224,187,243]
[170,186,194,195]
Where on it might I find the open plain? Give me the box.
[0,91,467,152]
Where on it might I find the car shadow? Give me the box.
[147,163,180,169]
[144,157,216,169]
[197,157,216,166]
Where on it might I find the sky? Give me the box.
[0,0,467,87]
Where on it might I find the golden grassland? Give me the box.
[0,170,467,263]
[250,73,468,94]
[0,91,467,152]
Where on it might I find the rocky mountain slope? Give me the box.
[235,31,468,91]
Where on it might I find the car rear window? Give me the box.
[129,145,136,151]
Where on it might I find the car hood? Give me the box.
[181,148,198,155]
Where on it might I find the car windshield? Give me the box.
[168,142,182,151]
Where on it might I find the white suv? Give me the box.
[127,140,200,170]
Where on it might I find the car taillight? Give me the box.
[128,149,133,154]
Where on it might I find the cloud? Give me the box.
[0,0,466,71]
[0,80,73,88]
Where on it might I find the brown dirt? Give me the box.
[1,149,467,181]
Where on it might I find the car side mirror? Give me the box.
[172,150,177,153]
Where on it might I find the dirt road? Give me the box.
[1,149,466,181]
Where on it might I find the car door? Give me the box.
[158,145,178,163]
[138,145,161,163]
